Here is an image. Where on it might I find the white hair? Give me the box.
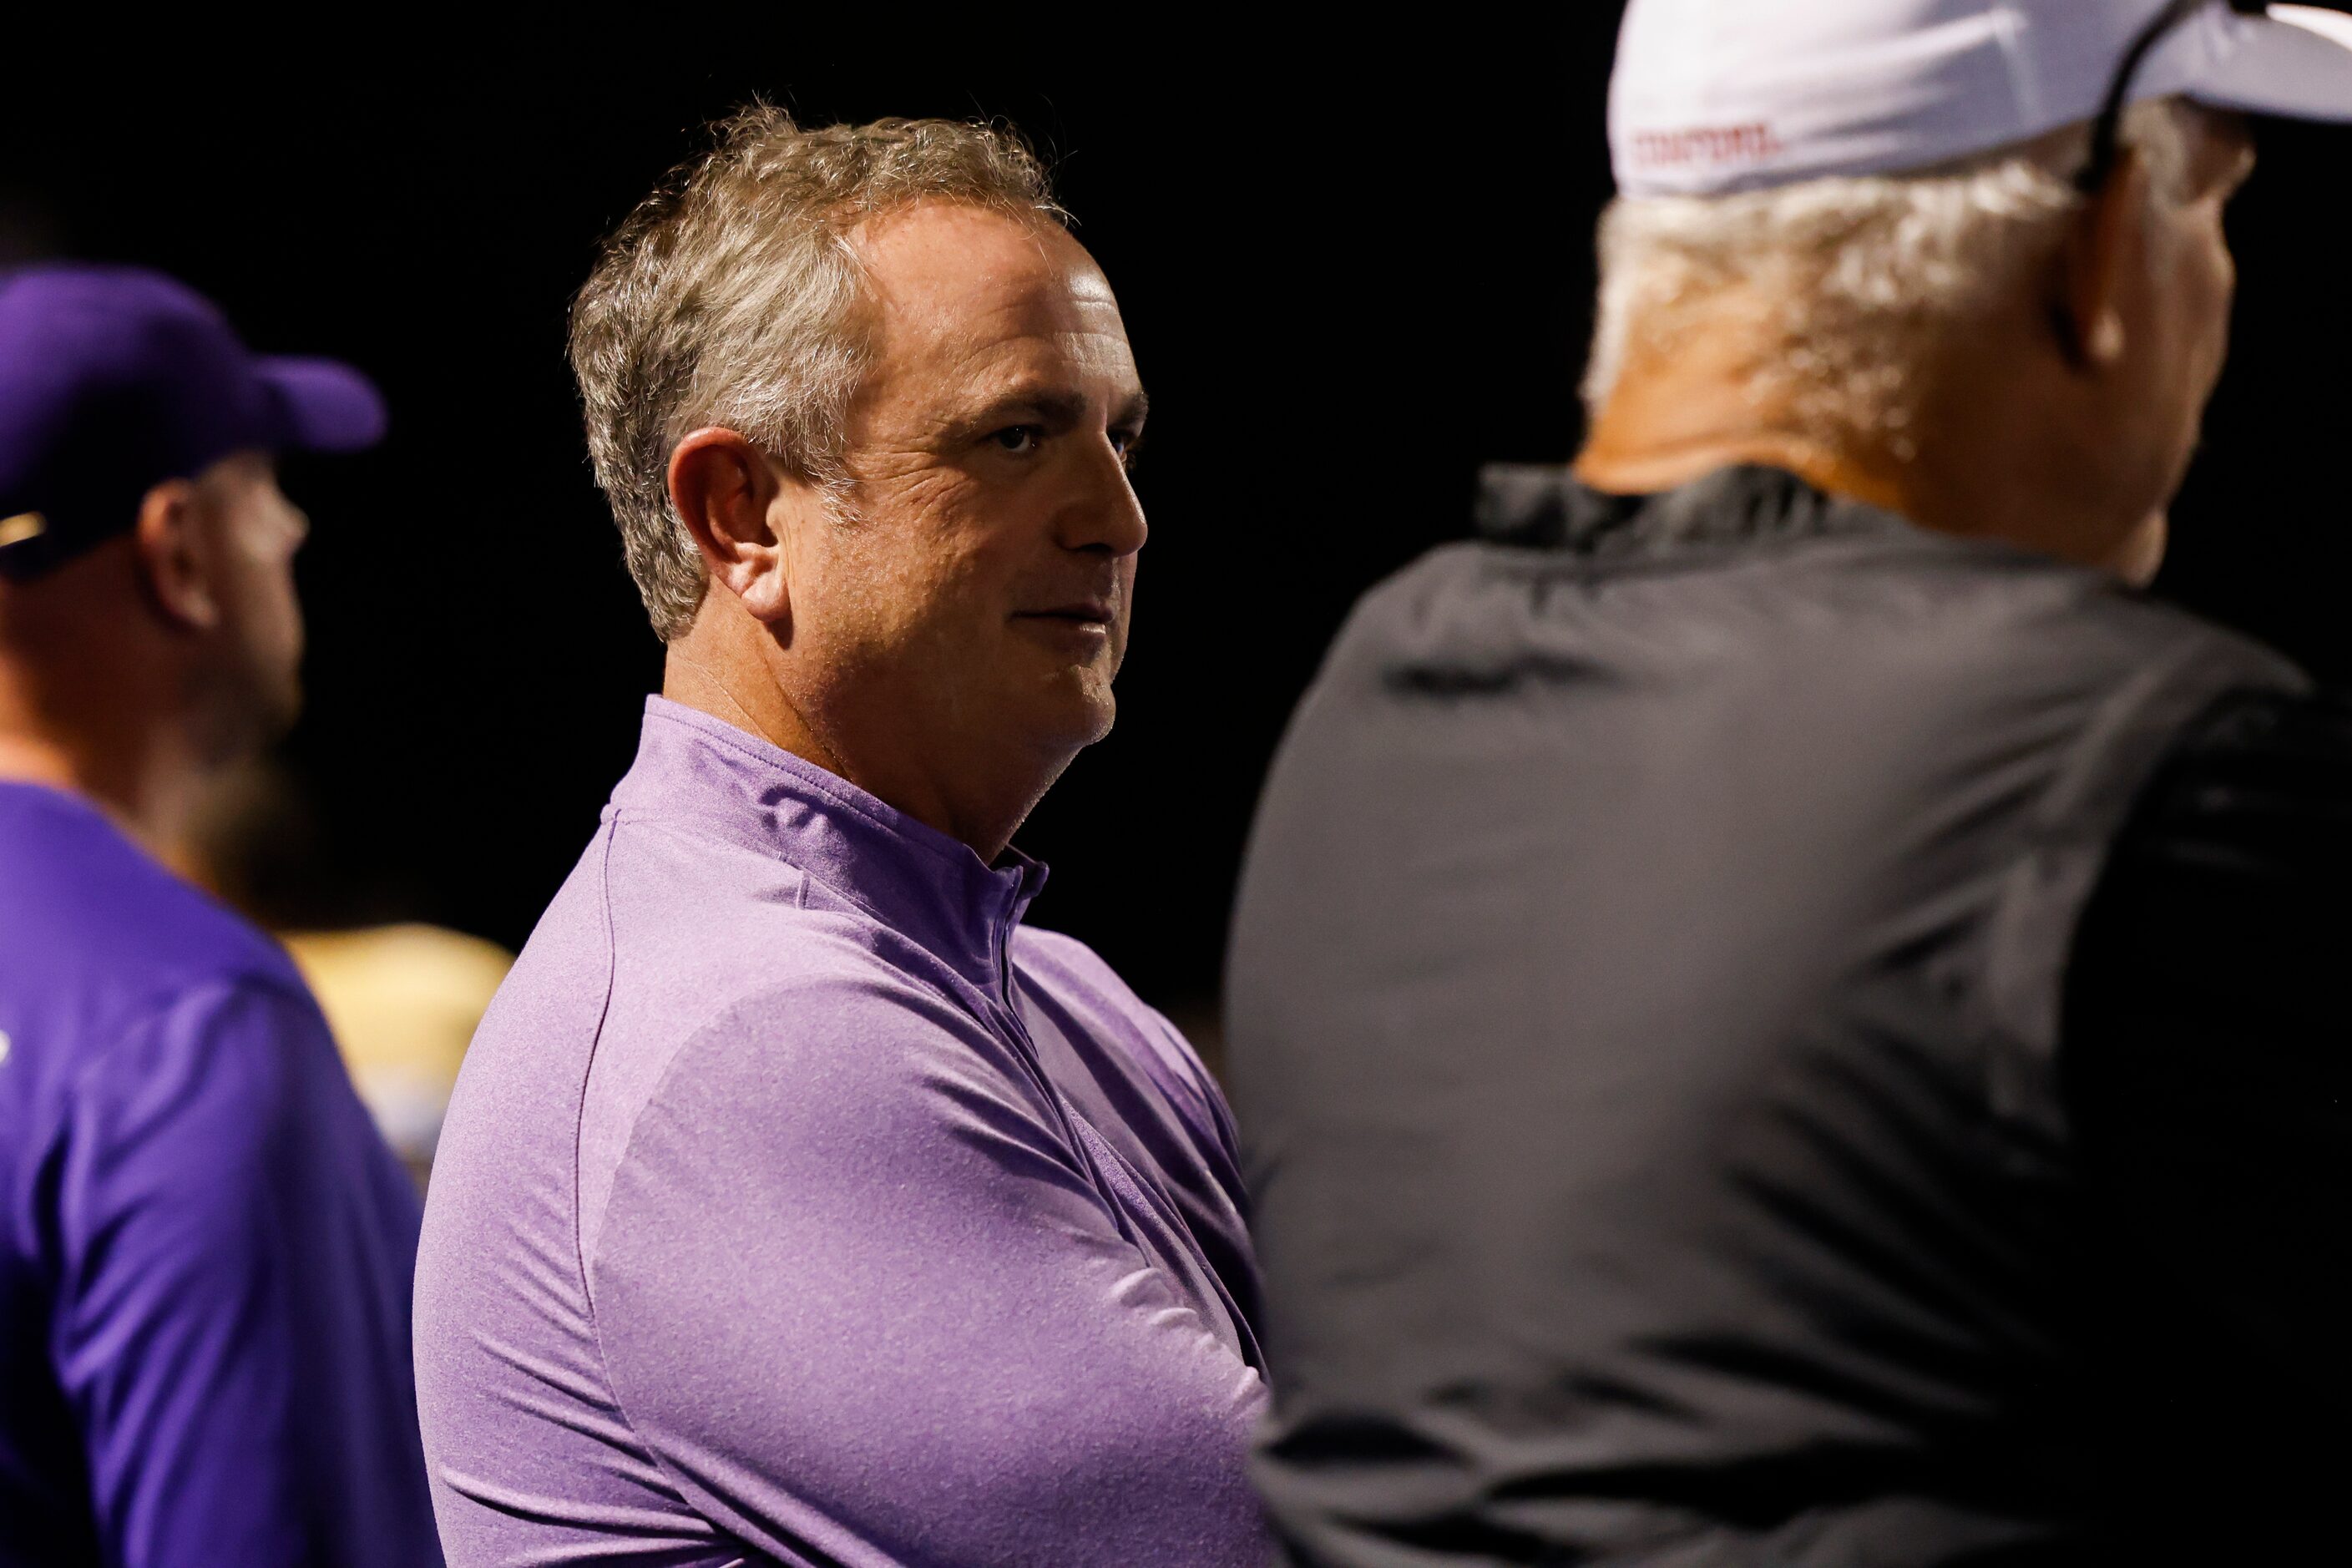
[1582,101,2203,459]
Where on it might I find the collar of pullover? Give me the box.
[610,697,1049,990]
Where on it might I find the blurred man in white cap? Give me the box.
[1228,3,2352,1563]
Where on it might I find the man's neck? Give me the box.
[1579,400,2163,585]
[1575,341,1920,521]
[662,620,1049,866]
[1576,428,1913,521]
[1575,322,2163,583]
[0,713,207,863]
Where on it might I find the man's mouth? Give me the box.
[1014,599,1115,629]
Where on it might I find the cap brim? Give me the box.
[255,356,387,453]
[2176,5,2352,124]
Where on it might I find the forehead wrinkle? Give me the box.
[915,311,1141,410]
[857,212,1110,331]
[916,282,1124,358]
[847,205,1136,428]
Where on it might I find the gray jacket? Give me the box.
[1227,465,2305,1565]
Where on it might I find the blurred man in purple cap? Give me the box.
[1231,3,2352,1564]
[0,266,441,1567]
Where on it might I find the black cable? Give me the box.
[2078,0,2272,192]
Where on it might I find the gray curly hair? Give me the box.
[569,107,1068,640]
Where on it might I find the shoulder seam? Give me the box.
[31,974,332,1248]
[569,822,711,1512]
[571,827,625,1313]
[58,969,321,1111]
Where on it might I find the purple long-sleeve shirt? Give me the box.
[413,698,1271,1566]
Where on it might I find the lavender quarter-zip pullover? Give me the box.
[413,699,1271,1567]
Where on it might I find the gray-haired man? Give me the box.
[1229,3,2352,1563]
[414,114,1268,1565]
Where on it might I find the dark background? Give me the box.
[5,12,2347,1018]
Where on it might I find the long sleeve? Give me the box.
[51,979,439,1568]
[584,972,1272,1568]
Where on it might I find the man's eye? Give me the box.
[990,426,1043,453]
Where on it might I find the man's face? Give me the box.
[784,203,1148,783]
[188,449,308,746]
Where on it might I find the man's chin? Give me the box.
[1050,696,1117,753]
[1027,678,1117,756]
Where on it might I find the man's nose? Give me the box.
[1055,439,1148,558]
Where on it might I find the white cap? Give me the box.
[1611,0,2352,197]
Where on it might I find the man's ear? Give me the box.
[132,478,220,632]
[669,427,807,627]
[2058,148,2149,373]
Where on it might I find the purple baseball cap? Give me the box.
[0,265,386,580]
